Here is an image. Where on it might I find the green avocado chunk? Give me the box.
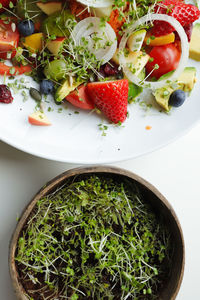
[42,10,74,37]
[189,23,200,61]
[128,68,145,103]
[55,78,82,102]
[154,67,197,111]
[128,83,143,103]
[16,0,44,22]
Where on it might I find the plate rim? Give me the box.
[1,116,200,164]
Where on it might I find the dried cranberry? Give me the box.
[98,62,123,80]
[98,67,106,78]
[183,23,193,42]
[103,62,120,76]
[0,84,13,103]
[175,23,193,42]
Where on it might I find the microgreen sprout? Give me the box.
[16,175,173,300]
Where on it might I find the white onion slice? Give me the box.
[119,14,189,89]
[70,17,117,64]
[77,0,113,7]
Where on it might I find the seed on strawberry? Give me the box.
[86,79,129,124]
[0,84,13,103]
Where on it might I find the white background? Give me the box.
[1,123,200,299]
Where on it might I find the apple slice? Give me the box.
[36,1,62,15]
[66,84,94,110]
[91,6,112,18]
[28,111,51,126]
[47,37,65,56]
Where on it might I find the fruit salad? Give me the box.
[0,0,199,125]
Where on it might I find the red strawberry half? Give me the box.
[152,0,200,36]
[171,3,200,26]
[86,79,129,124]
[66,84,94,110]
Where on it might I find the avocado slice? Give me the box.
[189,23,200,61]
[128,69,145,103]
[128,83,143,103]
[154,67,197,111]
[178,67,197,92]
[42,10,74,37]
[55,78,82,102]
[154,86,174,111]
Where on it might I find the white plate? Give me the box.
[0,58,200,164]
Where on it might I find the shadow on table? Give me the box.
[0,226,17,300]
[0,140,76,169]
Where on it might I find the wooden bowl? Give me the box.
[9,166,185,300]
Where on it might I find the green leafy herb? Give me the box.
[16,175,172,300]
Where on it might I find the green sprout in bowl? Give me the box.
[15,175,172,300]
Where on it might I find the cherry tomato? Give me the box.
[0,19,19,59]
[145,44,181,79]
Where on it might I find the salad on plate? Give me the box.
[0,0,199,126]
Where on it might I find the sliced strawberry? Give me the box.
[152,0,200,37]
[86,79,128,124]
[66,84,94,110]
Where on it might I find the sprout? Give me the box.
[16,175,172,299]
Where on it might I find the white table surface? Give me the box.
[1,123,200,300]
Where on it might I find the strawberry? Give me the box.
[155,0,182,15]
[86,79,128,124]
[171,3,200,26]
[66,84,94,110]
[152,0,200,36]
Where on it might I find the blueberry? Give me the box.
[40,79,54,95]
[169,90,186,107]
[17,20,35,37]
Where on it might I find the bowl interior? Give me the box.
[9,167,184,300]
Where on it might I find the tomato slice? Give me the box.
[66,84,95,110]
[0,19,19,59]
[0,62,32,76]
[145,44,181,79]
